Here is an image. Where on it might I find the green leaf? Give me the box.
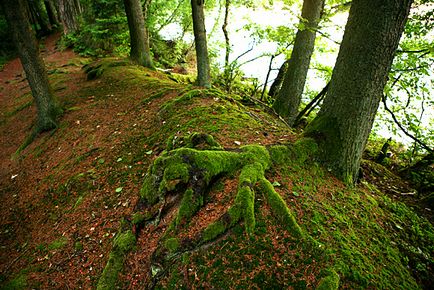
[146,150,153,155]
[272,181,281,187]
[115,187,123,193]
[293,191,300,197]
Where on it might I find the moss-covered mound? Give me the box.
[3,58,431,289]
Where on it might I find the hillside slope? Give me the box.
[0,42,433,289]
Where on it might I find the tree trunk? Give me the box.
[28,0,51,35]
[44,0,59,27]
[56,0,81,34]
[222,0,231,91]
[222,0,231,69]
[304,0,413,184]
[268,59,289,98]
[191,0,211,88]
[123,0,153,68]
[272,0,324,126]
[2,0,61,132]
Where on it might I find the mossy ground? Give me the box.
[1,47,432,289]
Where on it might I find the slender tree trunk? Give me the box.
[268,59,289,98]
[304,0,413,184]
[222,0,231,91]
[191,0,211,87]
[2,0,61,132]
[222,0,231,69]
[56,0,81,34]
[272,0,325,126]
[44,0,59,27]
[28,0,51,35]
[123,0,153,68]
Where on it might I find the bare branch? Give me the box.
[382,94,433,153]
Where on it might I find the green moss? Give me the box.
[176,189,203,226]
[316,269,339,290]
[268,145,292,165]
[2,272,27,290]
[4,100,33,118]
[48,236,68,250]
[132,213,145,225]
[292,138,318,163]
[97,230,136,290]
[83,59,130,80]
[164,238,180,253]
[259,178,304,238]
[167,132,222,151]
[74,241,83,252]
[160,160,190,192]
[203,220,226,242]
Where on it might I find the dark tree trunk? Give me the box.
[44,0,59,27]
[222,0,231,69]
[191,0,211,87]
[28,0,51,35]
[56,0,81,34]
[268,59,289,98]
[304,0,413,184]
[2,0,61,132]
[123,0,153,68]
[222,0,231,91]
[272,0,324,126]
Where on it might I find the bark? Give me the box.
[2,0,61,132]
[44,0,59,27]
[191,0,211,87]
[272,0,325,126]
[123,0,153,68]
[268,59,289,98]
[222,0,230,69]
[27,0,51,35]
[56,0,81,34]
[304,0,413,184]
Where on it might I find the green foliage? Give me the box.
[60,0,129,57]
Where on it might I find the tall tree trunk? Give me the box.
[222,0,231,69]
[2,0,61,133]
[28,0,51,35]
[44,0,59,27]
[222,0,231,91]
[304,0,413,184]
[272,0,325,126]
[191,0,211,88]
[123,0,153,68]
[56,0,80,34]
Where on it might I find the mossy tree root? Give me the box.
[97,221,136,290]
[316,269,340,290]
[133,133,319,285]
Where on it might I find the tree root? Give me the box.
[129,133,321,286]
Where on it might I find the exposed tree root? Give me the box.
[129,133,321,286]
[96,133,338,288]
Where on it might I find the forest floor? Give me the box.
[0,35,433,289]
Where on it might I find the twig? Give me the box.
[382,94,433,153]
